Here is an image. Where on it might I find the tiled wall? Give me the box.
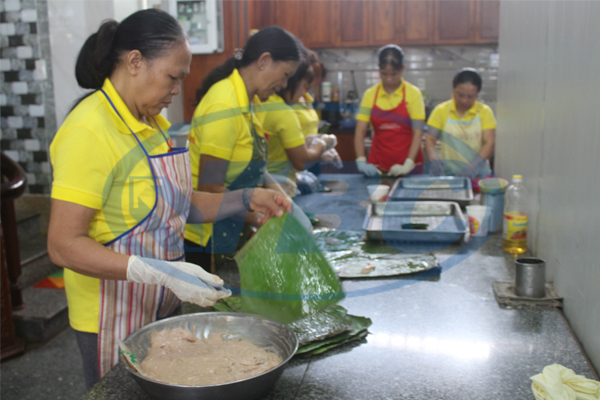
[1,0,56,194]
[316,45,498,117]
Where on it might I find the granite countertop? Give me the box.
[81,174,598,400]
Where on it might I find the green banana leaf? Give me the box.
[288,305,355,345]
[234,213,344,324]
[303,330,370,356]
[296,314,372,354]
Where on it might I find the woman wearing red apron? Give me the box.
[354,45,426,176]
[47,10,290,390]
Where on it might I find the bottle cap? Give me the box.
[513,174,522,182]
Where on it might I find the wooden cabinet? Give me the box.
[434,0,476,44]
[367,0,400,46]
[338,0,369,47]
[401,1,435,45]
[475,0,500,43]
[248,0,498,49]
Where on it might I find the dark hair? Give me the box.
[453,68,482,92]
[196,26,301,102]
[378,44,404,70]
[278,45,313,102]
[71,9,186,110]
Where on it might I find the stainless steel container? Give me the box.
[515,257,546,298]
[120,312,298,400]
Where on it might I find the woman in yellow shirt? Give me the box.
[425,68,497,177]
[185,26,306,268]
[47,10,289,388]
[260,51,337,184]
[354,44,426,177]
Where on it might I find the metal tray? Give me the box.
[388,176,474,207]
[362,201,468,243]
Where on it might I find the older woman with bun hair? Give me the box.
[47,9,289,388]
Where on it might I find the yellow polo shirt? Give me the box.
[427,99,497,132]
[292,93,319,137]
[186,69,265,246]
[259,94,306,174]
[50,78,171,333]
[356,80,425,123]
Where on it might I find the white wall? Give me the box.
[496,0,600,370]
[48,0,185,127]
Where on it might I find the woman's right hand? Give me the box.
[127,256,231,306]
[356,156,381,176]
[247,188,292,223]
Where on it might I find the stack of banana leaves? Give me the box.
[213,297,371,356]
[213,213,372,356]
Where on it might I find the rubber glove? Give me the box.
[321,149,343,169]
[388,158,415,177]
[290,201,313,233]
[356,156,381,177]
[531,364,600,400]
[127,256,231,306]
[323,134,338,151]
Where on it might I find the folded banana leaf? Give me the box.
[234,213,344,324]
[288,306,356,345]
[296,314,372,355]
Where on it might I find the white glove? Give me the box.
[356,156,381,176]
[127,256,231,307]
[388,158,415,177]
[321,149,342,169]
[323,134,337,151]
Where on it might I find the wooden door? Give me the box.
[368,0,400,46]
[475,0,499,43]
[247,0,277,31]
[401,1,434,45]
[338,0,369,47]
[434,0,475,44]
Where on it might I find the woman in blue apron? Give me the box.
[425,68,497,177]
[47,9,290,389]
[185,26,311,270]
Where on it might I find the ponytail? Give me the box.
[196,57,240,102]
[75,20,119,90]
[196,26,300,103]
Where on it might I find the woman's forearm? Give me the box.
[407,128,423,161]
[354,121,369,158]
[478,129,496,161]
[188,190,248,224]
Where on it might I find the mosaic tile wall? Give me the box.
[1,0,56,194]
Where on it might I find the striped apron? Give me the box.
[97,89,193,376]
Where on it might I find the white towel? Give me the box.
[531,364,600,400]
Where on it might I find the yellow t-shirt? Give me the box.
[259,94,305,174]
[186,69,265,246]
[291,93,320,137]
[356,80,426,124]
[426,99,497,132]
[50,78,171,333]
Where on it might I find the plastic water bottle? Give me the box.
[502,175,528,254]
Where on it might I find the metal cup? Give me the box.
[515,257,546,298]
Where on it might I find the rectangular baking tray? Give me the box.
[388,176,474,207]
[362,201,468,243]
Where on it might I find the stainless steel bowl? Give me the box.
[119,312,298,400]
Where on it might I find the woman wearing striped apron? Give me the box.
[47,9,290,389]
[425,68,497,177]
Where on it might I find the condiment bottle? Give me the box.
[502,174,528,254]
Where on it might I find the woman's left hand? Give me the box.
[248,188,292,223]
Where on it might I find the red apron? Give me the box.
[97,89,193,377]
[368,85,423,172]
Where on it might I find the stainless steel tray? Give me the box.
[388,176,474,207]
[362,201,468,243]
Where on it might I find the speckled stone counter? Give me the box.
[81,174,598,400]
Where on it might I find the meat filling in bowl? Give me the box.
[140,328,282,386]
